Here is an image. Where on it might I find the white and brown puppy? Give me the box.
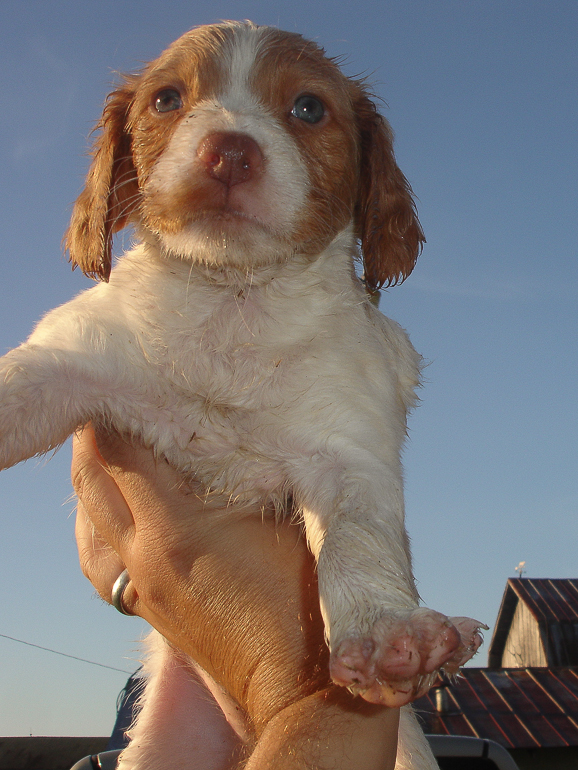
[0,21,484,768]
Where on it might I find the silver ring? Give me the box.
[111,569,133,615]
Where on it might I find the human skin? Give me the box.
[71,425,399,769]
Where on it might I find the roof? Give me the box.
[488,578,578,667]
[413,667,578,749]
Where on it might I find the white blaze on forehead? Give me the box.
[218,25,267,112]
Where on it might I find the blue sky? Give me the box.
[0,0,576,737]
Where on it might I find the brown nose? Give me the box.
[197,132,264,187]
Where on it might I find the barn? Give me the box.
[414,578,578,770]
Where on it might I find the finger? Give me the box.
[91,426,189,522]
[75,501,141,616]
[75,499,125,603]
[89,426,235,560]
[71,424,136,553]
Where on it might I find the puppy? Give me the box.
[0,22,485,769]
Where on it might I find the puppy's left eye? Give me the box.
[291,95,325,124]
[154,88,183,113]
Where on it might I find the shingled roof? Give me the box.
[414,667,578,749]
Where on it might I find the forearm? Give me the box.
[243,689,398,770]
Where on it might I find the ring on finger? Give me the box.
[111,568,134,616]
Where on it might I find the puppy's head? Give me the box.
[66,21,424,288]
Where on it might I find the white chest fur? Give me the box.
[23,232,419,505]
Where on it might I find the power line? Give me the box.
[0,633,134,674]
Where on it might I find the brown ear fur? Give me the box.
[64,80,139,281]
[355,95,425,290]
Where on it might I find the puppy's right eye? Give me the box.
[154,88,183,113]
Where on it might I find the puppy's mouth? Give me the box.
[185,204,275,235]
[196,205,258,222]
[143,180,279,239]
[153,199,294,265]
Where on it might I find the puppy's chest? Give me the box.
[143,292,308,414]
[126,291,318,477]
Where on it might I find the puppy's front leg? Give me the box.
[0,344,96,469]
[297,452,485,707]
[0,329,129,471]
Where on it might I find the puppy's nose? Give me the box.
[197,132,263,187]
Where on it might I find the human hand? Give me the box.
[72,425,399,769]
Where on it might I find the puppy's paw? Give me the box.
[330,608,487,707]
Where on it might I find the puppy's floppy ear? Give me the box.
[65,79,139,282]
[355,94,425,290]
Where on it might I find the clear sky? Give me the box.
[0,0,576,738]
